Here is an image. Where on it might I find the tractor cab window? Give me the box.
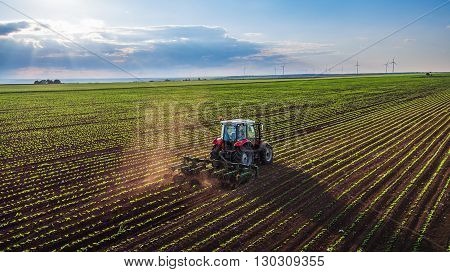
[222,124,248,142]
[223,125,236,142]
[237,125,246,141]
[247,124,256,141]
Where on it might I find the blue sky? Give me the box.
[0,0,449,78]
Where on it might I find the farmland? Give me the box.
[0,74,449,251]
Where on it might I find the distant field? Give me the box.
[0,74,449,251]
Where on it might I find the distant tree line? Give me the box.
[182,78,207,81]
[34,79,62,84]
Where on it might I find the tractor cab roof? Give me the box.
[220,119,255,125]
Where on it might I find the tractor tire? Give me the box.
[210,145,222,168]
[210,145,220,160]
[260,144,273,164]
[233,144,253,166]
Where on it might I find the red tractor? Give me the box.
[171,119,273,188]
[210,119,273,166]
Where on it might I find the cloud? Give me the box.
[0,21,30,36]
[403,38,416,43]
[0,20,333,77]
[235,41,334,63]
[447,25,450,29]
[243,32,262,37]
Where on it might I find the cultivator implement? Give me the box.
[171,156,258,189]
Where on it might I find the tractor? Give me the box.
[170,119,273,189]
[210,119,273,166]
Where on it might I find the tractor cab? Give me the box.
[220,119,261,146]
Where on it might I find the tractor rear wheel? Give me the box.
[210,145,220,160]
[210,145,222,168]
[261,144,273,164]
[233,145,253,166]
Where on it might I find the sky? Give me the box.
[0,0,449,79]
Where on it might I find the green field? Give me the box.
[0,74,449,251]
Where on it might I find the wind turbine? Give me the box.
[280,64,285,76]
[384,61,389,73]
[355,60,360,75]
[391,57,398,73]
